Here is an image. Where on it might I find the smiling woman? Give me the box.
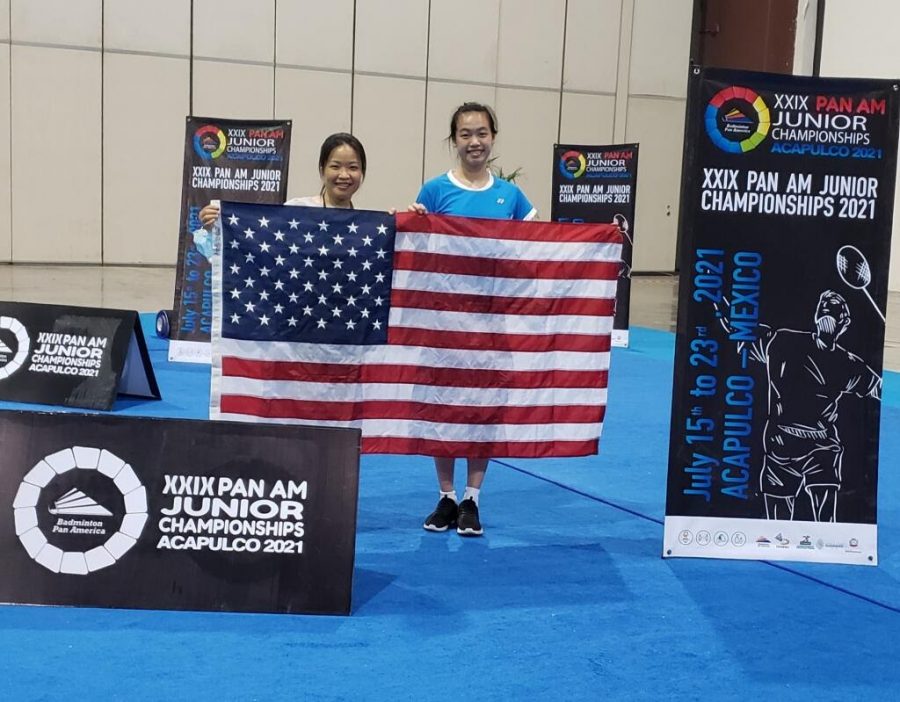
[408,101,537,538]
[197,132,369,230]
[285,132,368,209]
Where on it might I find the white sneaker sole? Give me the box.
[457,526,484,536]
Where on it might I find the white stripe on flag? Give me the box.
[391,269,617,299]
[395,230,623,262]
[388,307,614,335]
[218,376,608,407]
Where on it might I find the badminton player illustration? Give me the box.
[613,214,633,279]
[715,247,883,522]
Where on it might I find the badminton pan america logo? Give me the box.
[13,447,148,575]
[705,86,771,154]
[193,124,227,160]
[0,315,30,380]
[559,150,587,179]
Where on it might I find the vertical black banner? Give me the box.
[551,143,639,346]
[664,67,899,565]
[170,117,292,362]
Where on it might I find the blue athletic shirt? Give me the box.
[416,171,537,220]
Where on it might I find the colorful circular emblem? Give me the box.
[705,86,770,153]
[193,125,227,159]
[559,150,587,179]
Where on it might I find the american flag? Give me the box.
[210,202,622,458]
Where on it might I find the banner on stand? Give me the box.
[664,67,899,566]
[170,117,292,363]
[551,143,639,347]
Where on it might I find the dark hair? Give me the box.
[318,133,367,175]
[449,102,498,140]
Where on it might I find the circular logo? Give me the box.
[193,125,227,160]
[705,86,770,153]
[731,532,747,547]
[0,316,30,379]
[696,530,712,546]
[559,150,587,179]
[678,529,694,546]
[13,447,147,575]
[714,530,729,546]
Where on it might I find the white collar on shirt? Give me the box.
[447,170,495,192]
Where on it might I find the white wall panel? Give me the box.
[10,0,101,47]
[355,0,428,77]
[428,0,500,82]
[352,75,425,211]
[624,96,685,271]
[494,87,561,219]
[275,67,352,201]
[628,0,692,98]
[104,54,189,264]
[276,0,354,71]
[497,0,565,89]
[193,0,275,63]
[820,0,900,78]
[559,92,615,146]
[0,44,10,261]
[819,0,900,290]
[105,0,190,55]
[1,0,9,40]
[11,46,101,263]
[563,0,621,94]
[192,60,274,119]
[422,81,497,187]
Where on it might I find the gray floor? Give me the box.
[1,265,899,370]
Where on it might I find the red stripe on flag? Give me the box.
[393,251,620,280]
[222,357,608,388]
[387,327,612,353]
[361,436,600,458]
[396,212,622,244]
[220,395,606,424]
[390,288,616,316]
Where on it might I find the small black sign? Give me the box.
[0,301,159,411]
[0,411,361,615]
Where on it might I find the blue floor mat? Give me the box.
[0,320,897,700]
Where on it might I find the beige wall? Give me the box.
[819,0,900,291]
[0,0,694,272]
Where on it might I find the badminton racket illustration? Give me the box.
[836,245,885,322]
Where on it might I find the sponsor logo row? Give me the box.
[677,529,862,554]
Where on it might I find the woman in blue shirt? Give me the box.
[410,102,536,537]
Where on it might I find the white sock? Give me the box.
[463,486,480,506]
[440,490,458,503]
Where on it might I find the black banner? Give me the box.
[551,143,639,346]
[1,411,360,615]
[664,67,899,565]
[0,302,158,411]
[170,117,292,362]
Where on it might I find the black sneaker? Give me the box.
[456,498,483,537]
[423,497,458,532]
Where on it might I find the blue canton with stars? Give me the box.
[220,202,395,344]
